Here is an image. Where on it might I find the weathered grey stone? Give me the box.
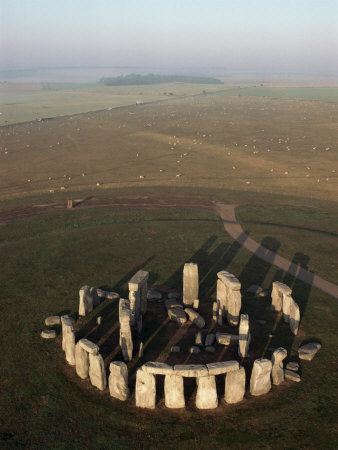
[75,341,89,379]
[207,360,239,376]
[96,288,106,298]
[285,369,301,382]
[61,315,73,350]
[195,331,203,346]
[105,291,120,300]
[205,333,215,346]
[217,278,228,317]
[193,299,200,309]
[135,368,156,409]
[190,346,201,354]
[196,376,218,409]
[298,342,321,360]
[205,346,216,352]
[62,319,75,366]
[183,263,199,306]
[216,332,238,345]
[147,288,162,300]
[90,287,100,306]
[164,374,185,408]
[171,345,180,353]
[225,366,246,404]
[128,289,140,326]
[184,308,205,328]
[168,307,187,325]
[143,362,173,375]
[89,353,107,391]
[250,359,272,396]
[212,301,218,320]
[129,270,149,324]
[109,361,129,401]
[271,347,287,385]
[44,316,61,326]
[217,271,242,326]
[79,338,99,355]
[174,364,208,377]
[282,293,292,323]
[271,281,291,312]
[168,291,180,299]
[289,297,300,335]
[286,361,299,371]
[41,329,57,339]
[238,314,251,358]
[119,298,133,361]
[165,298,183,310]
[79,285,93,316]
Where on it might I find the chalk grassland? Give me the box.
[1,94,337,204]
[0,82,229,126]
[0,207,337,448]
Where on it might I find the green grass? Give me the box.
[0,207,337,448]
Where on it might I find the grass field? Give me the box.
[0,85,337,448]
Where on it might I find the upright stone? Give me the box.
[225,366,246,404]
[135,367,156,409]
[62,317,75,366]
[183,263,199,306]
[164,374,185,408]
[90,287,100,306]
[282,293,292,323]
[238,314,251,358]
[61,315,73,350]
[196,376,218,409]
[128,270,149,324]
[67,199,73,209]
[250,359,272,396]
[271,281,291,312]
[119,298,133,362]
[217,271,242,326]
[75,341,89,379]
[212,301,218,321]
[289,298,300,335]
[216,278,228,317]
[89,353,106,391]
[108,361,129,401]
[195,331,203,346]
[79,285,93,316]
[271,347,287,385]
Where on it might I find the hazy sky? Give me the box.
[1,0,338,74]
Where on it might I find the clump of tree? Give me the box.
[99,73,223,86]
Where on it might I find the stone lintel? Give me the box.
[79,338,99,355]
[174,364,208,377]
[206,360,239,376]
[143,362,174,375]
[128,270,149,291]
[217,271,241,290]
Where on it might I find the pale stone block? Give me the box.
[195,331,203,346]
[298,342,321,360]
[61,315,73,350]
[282,293,292,323]
[225,366,246,404]
[193,299,200,309]
[196,376,218,409]
[205,333,215,346]
[286,361,299,371]
[96,316,102,325]
[227,290,241,326]
[216,332,239,345]
[168,307,187,325]
[271,281,292,311]
[143,362,173,376]
[183,263,199,306]
[217,278,228,318]
[135,368,156,409]
[109,361,129,401]
[250,359,272,396]
[164,374,185,408]
[285,370,301,382]
[119,298,133,361]
[271,347,287,385]
[184,307,205,328]
[174,364,208,377]
[79,285,93,316]
[128,289,140,326]
[90,287,100,306]
[89,353,107,391]
[207,360,239,376]
[41,329,57,339]
[217,271,241,290]
[62,320,75,366]
[75,341,89,379]
[138,342,144,357]
[128,270,149,291]
[79,338,99,355]
[44,316,61,326]
[96,288,106,298]
[238,314,250,358]
[289,298,300,335]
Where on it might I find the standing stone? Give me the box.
[193,299,200,309]
[216,278,228,317]
[225,367,246,404]
[61,315,72,350]
[271,347,287,385]
[128,270,149,325]
[238,314,251,358]
[196,376,218,409]
[135,368,156,409]
[271,281,291,312]
[62,316,75,366]
[289,298,300,335]
[138,342,144,358]
[250,359,272,396]
[90,287,100,306]
[108,361,129,401]
[119,298,133,362]
[75,341,89,379]
[212,301,218,321]
[67,199,73,209]
[195,331,203,346]
[164,374,185,408]
[79,285,93,316]
[205,333,215,346]
[183,263,199,306]
[217,271,242,326]
[282,293,292,323]
[89,353,106,391]
[218,310,223,325]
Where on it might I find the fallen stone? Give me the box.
[205,346,216,353]
[164,374,185,408]
[168,291,180,299]
[184,307,205,328]
[147,288,162,300]
[195,331,203,346]
[250,359,272,396]
[258,290,268,298]
[183,263,199,306]
[41,329,57,339]
[168,307,187,325]
[96,288,106,298]
[225,367,246,404]
[196,375,218,409]
[271,347,287,385]
[246,285,263,294]
[286,362,299,372]
[205,333,215,346]
[135,368,156,409]
[171,345,180,353]
[285,369,301,382]
[79,338,99,355]
[89,353,107,391]
[174,364,208,377]
[298,342,321,361]
[79,285,93,316]
[216,333,238,345]
[207,360,239,376]
[190,346,201,354]
[44,316,61,326]
[165,298,183,310]
[143,362,173,376]
[105,291,120,300]
[109,361,129,401]
[75,341,89,379]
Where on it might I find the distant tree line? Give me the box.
[99,73,223,86]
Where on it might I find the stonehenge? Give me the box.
[238,314,251,358]
[89,353,107,391]
[109,361,129,401]
[128,270,149,325]
[61,315,75,366]
[271,282,300,335]
[165,298,187,325]
[250,359,272,396]
[119,298,133,362]
[78,285,93,316]
[164,374,185,408]
[183,263,199,306]
[271,281,291,312]
[196,376,218,409]
[225,367,246,404]
[271,347,287,385]
[217,271,242,326]
[185,307,205,328]
[135,367,156,409]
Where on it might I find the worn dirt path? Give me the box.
[215,203,338,299]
